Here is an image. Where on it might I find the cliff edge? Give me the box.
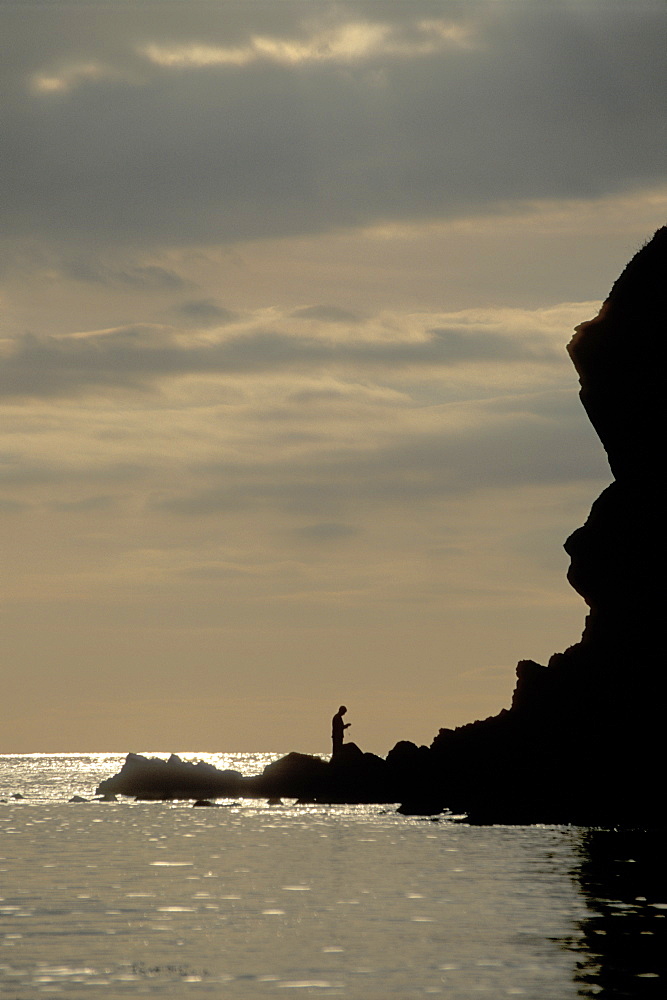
[430,227,667,825]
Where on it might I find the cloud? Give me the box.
[48,495,117,513]
[0,307,565,400]
[287,383,405,407]
[150,386,607,519]
[0,292,599,543]
[30,61,121,95]
[0,456,144,489]
[63,260,190,290]
[422,328,556,364]
[294,522,361,542]
[173,299,238,325]
[2,3,665,249]
[291,305,363,324]
[0,497,29,513]
[138,17,475,71]
[0,327,172,398]
[177,563,253,581]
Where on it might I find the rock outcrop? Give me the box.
[96,753,246,800]
[95,743,438,806]
[429,227,667,825]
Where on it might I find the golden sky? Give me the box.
[1,1,665,753]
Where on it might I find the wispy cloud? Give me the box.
[172,299,238,326]
[63,260,190,290]
[30,61,121,95]
[139,18,476,71]
[147,385,606,522]
[0,305,568,400]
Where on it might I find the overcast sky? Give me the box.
[1,0,665,754]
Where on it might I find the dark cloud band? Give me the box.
[1,3,665,248]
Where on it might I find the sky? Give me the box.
[1,0,665,755]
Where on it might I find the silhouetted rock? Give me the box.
[396,799,443,816]
[325,743,391,803]
[96,752,245,800]
[385,740,438,808]
[256,746,397,804]
[96,746,404,805]
[258,752,329,800]
[426,227,667,825]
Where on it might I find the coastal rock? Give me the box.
[96,745,408,805]
[385,740,438,811]
[427,227,667,825]
[258,752,329,800]
[96,752,245,800]
[326,743,392,803]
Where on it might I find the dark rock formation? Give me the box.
[258,751,330,800]
[96,742,443,808]
[94,747,376,804]
[96,752,245,800]
[429,227,667,825]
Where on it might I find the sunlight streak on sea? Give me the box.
[0,753,291,804]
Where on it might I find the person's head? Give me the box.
[338,705,347,715]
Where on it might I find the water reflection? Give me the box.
[569,829,667,996]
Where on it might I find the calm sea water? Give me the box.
[1,754,665,999]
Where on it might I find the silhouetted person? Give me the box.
[331,705,350,757]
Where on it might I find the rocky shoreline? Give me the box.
[96,741,440,812]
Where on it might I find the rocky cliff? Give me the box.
[430,226,667,825]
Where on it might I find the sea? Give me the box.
[1,754,665,999]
